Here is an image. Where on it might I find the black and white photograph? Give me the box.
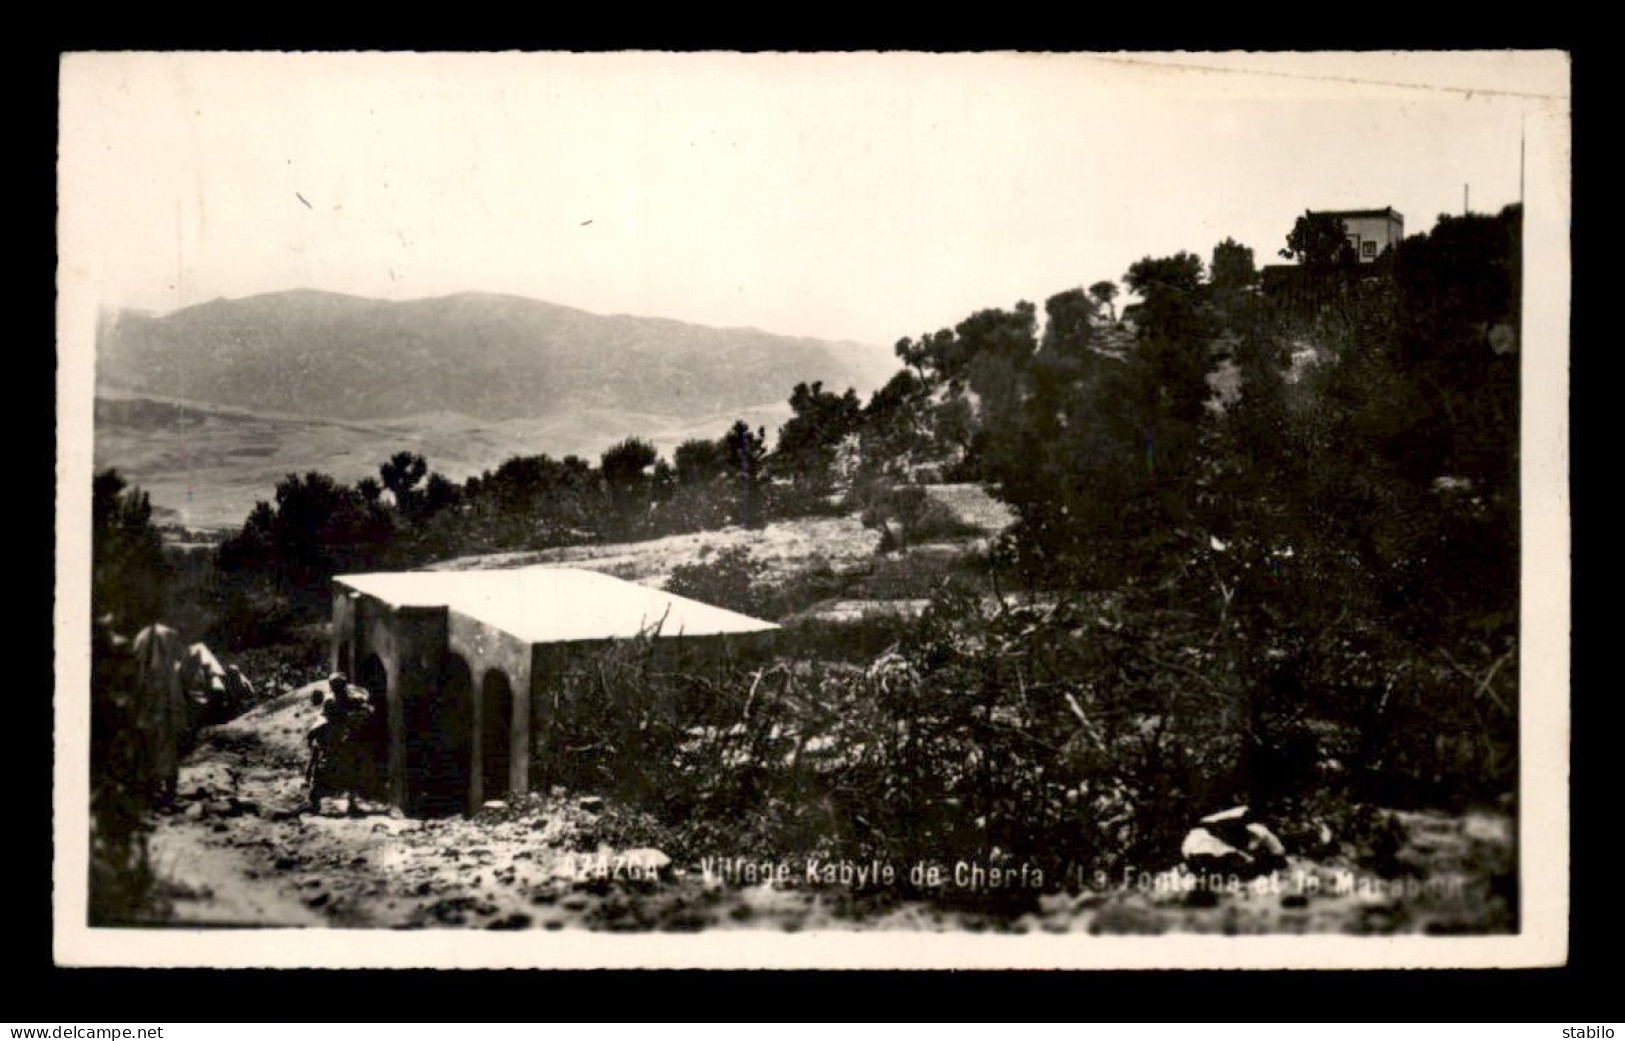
[53,50,1571,968]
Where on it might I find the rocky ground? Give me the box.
[144,682,1516,934]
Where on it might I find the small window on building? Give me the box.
[1362,240,1378,259]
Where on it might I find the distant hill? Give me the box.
[97,290,897,422]
[92,291,897,530]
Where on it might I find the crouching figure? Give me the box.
[306,672,375,815]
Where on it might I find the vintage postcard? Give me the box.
[54,50,1571,968]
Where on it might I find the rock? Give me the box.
[1181,827,1240,862]
[578,796,605,812]
[1181,819,1286,878]
[184,802,206,820]
[207,799,235,816]
[1184,806,1287,876]
[1245,822,1287,858]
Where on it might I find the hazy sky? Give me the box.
[59,51,1569,347]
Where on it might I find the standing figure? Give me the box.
[130,624,189,805]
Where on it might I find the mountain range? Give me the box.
[93,290,898,530]
[97,290,895,422]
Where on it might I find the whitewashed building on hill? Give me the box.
[1310,206,1405,262]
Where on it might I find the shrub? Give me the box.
[664,547,768,618]
[536,582,1274,892]
[859,485,982,551]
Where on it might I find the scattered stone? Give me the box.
[184,802,206,820]
[208,799,235,816]
[211,822,229,833]
[305,891,330,908]
[578,796,605,812]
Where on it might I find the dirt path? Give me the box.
[146,685,1515,934]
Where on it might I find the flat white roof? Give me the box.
[334,565,778,645]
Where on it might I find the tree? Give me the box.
[1088,280,1119,323]
[857,369,934,482]
[1210,237,1258,296]
[92,468,169,631]
[379,451,428,515]
[1125,252,1205,298]
[894,329,960,389]
[774,381,864,497]
[674,438,726,486]
[600,437,659,534]
[1279,211,1359,269]
[1043,288,1098,357]
[720,420,768,528]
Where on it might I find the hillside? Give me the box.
[97,290,896,422]
[92,290,897,529]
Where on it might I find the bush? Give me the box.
[859,485,982,551]
[665,547,768,618]
[536,583,1276,891]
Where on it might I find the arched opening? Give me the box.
[355,654,391,800]
[480,669,514,800]
[405,654,473,817]
[358,653,387,699]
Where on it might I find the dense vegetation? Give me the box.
[94,205,1522,901]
